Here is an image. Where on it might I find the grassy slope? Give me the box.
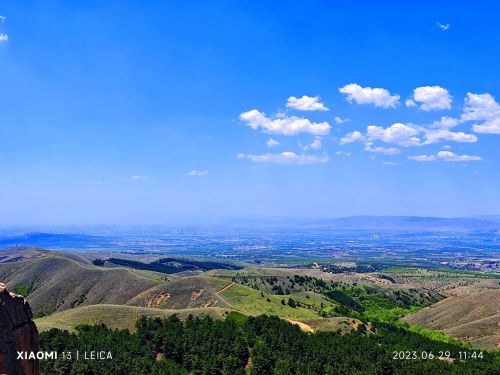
[127,276,231,309]
[0,252,163,315]
[208,267,299,277]
[383,267,499,279]
[302,317,366,333]
[403,289,500,349]
[4,250,497,349]
[35,304,230,332]
[220,283,326,319]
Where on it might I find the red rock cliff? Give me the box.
[0,283,39,375]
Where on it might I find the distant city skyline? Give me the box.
[1,1,500,225]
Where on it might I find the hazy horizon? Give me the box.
[2,214,500,231]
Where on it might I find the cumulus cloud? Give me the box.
[286,95,329,111]
[334,116,350,124]
[437,151,482,162]
[437,22,450,31]
[188,170,209,176]
[423,129,477,145]
[239,109,331,136]
[366,123,421,146]
[340,130,364,144]
[303,137,322,151]
[408,86,452,111]
[266,138,280,148]
[461,93,500,134]
[405,99,417,107]
[408,155,437,161]
[363,141,400,155]
[462,93,500,121]
[237,151,329,165]
[336,151,351,157]
[473,119,500,134]
[383,161,398,166]
[346,118,476,150]
[409,151,481,162]
[0,15,5,23]
[339,83,400,108]
[429,116,459,129]
[0,33,8,42]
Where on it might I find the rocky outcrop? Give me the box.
[0,283,39,375]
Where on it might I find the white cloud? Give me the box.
[0,15,5,23]
[339,83,400,108]
[409,151,481,162]
[473,118,500,134]
[405,99,417,107]
[462,93,500,121]
[237,151,329,165]
[364,141,400,155]
[266,138,280,148]
[336,151,351,157]
[383,161,398,166]
[334,116,350,124]
[131,175,149,181]
[437,22,450,31]
[461,93,500,134]
[303,137,322,151]
[0,33,8,42]
[409,86,452,111]
[366,123,421,146]
[408,155,437,161]
[423,129,477,145]
[286,95,329,111]
[188,170,208,177]
[239,109,331,136]
[340,118,475,155]
[429,116,459,129]
[340,130,364,144]
[437,151,482,162]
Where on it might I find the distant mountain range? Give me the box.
[299,215,500,232]
[0,216,499,249]
[0,232,111,248]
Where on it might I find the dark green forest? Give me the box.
[40,314,500,375]
[97,257,242,274]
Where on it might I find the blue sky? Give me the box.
[1,1,500,224]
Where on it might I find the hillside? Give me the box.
[0,249,163,316]
[403,289,500,349]
[3,248,498,352]
[39,313,500,375]
[35,304,230,332]
[127,276,232,309]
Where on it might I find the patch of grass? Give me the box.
[12,283,34,297]
[34,304,230,332]
[33,307,56,319]
[225,311,248,325]
[382,267,421,274]
[221,283,321,319]
[428,268,500,279]
[363,306,420,323]
[382,266,499,279]
[400,323,465,346]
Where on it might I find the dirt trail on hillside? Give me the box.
[287,319,315,332]
[216,282,235,295]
